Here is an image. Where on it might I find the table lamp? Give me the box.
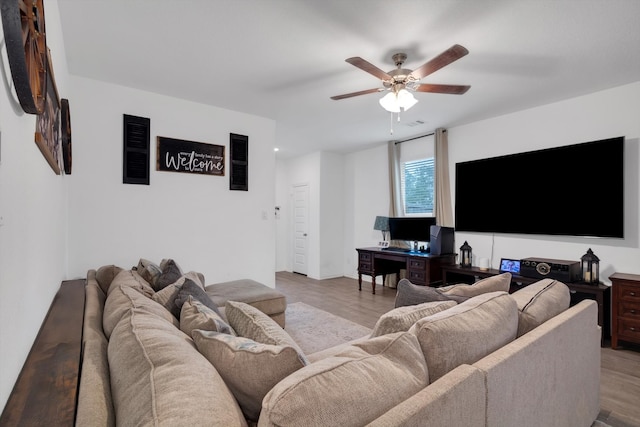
[373,216,390,241]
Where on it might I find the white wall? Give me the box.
[448,81,640,282]
[66,76,277,286]
[339,81,640,284]
[1,1,277,411]
[318,152,344,279]
[0,0,70,409]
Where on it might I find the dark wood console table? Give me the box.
[441,264,611,346]
[356,247,456,294]
[0,279,86,426]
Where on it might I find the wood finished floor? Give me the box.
[276,271,640,427]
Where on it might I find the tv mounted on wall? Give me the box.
[454,136,624,238]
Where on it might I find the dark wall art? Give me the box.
[157,136,224,176]
[34,49,61,174]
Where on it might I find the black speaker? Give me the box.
[429,225,455,255]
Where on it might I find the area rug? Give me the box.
[284,302,372,354]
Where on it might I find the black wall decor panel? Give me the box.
[230,133,248,191]
[123,114,150,185]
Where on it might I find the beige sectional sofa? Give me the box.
[77,262,601,427]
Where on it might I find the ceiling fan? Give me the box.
[330,44,470,112]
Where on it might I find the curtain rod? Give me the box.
[393,129,445,145]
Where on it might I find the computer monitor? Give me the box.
[388,217,436,242]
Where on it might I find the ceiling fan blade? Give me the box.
[409,44,469,80]
[414,83,470,95]
[330,88,384,100]
[345,57,392,81]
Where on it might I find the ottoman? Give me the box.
[205,279,287,327]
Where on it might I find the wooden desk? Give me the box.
[356,247,456,294]
[441,264,611,346]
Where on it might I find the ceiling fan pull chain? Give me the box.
[389,112,394,135]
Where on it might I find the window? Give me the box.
[401,158,434,215]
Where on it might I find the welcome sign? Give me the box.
[157,136,224,176]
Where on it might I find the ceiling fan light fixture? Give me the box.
[397,89,418,110]
[379,88,418,113]
[379,92,401,112]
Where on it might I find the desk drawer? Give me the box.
[359,262,372,273]
[616,317,640,342]
[408,270,426,284]
[618,301,640,319]
[408,258,426,270]
[618,284,640,303]
[359,252,372,262]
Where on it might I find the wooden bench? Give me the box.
[0,280,85,427]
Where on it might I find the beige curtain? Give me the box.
[387,141,403,218]
[435,128,454,226]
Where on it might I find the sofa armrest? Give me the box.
[367,364,486,427]
[473,300,601,427]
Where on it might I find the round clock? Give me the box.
[0,0,47,114]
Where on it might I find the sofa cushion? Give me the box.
[108,307,247,426]
[135,258,162,288]
[394,279,454,307]
[95,264,124,294]
[371,300,457,337]
[259,332,428,427]
[225,301,308,364]
[205,279,287,324]
[438,273,512,303]
[175,278,223,317]
[103,283,177,339]
[154,258,183,291]
[106,269,154,297]
[409,291,518,382]
[193,330,305,422]
[510,279,571,336]
[180,296,236,338]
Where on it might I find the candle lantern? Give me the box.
[460,241,472,268]
[580,248,600,284]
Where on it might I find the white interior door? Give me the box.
[293,184,309,275]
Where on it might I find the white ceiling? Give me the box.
[57,0,640,158]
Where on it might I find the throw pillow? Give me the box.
[108,307,246,426]
[151,277,185,318]
[94,264,124,294]
[180,296,236,338]
[409,291,518,382]
[394,278,454,308]
[510,278,570,336]
[154,259,183,291]
[225,301,308,365]
[193,330,305,422]
[135,258,162,287]
[174,279,223,317]
[103,284,178,339]
[260,332,428,426]
[438,273,512,303]
[370,300,457,337]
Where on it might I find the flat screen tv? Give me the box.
[388,217,437,242]
[454,136,624,238]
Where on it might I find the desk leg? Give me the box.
[372,276,376,295]
[358,273,362,291]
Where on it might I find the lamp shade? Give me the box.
[379,89,418,113]
[379,92,401,113]
[373,216,389,231]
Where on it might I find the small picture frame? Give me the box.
[499,258,521,274]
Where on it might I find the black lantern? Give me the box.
[581,248,600,284]
[460,241,472,268]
